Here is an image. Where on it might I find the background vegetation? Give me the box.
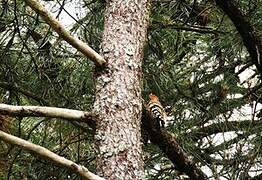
[0,0,261,179]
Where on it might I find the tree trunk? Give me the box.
[93,1,149,179]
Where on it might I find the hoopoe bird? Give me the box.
[147,93,167,128]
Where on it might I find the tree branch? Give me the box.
[167,25,224,34]
[0,104,96,129]
[142,111,208,180]
[23,0,106,66]
[189,120,262,141]
[0,130,105,180]
[0,82,50,106]
[150,22,224,34]
[215,0,262,76]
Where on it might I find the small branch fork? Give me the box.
[0,104,100,179]
[0,130,104,180]
[23,0,106,66]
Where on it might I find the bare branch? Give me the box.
[0,130,105,180]
[0,104,96,129]
[22,0,106,66]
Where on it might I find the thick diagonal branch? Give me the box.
[23,0,106,66]
[142,111,208,180]
[0,130,104,180]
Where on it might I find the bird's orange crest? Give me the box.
[149,93,159,101]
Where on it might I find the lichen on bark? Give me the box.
[93,0,150,179]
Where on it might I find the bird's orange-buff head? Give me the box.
[149,93,159,101]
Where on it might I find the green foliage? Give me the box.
[0,0,261,179]
[0,0,103,179]
[142,0,262,179]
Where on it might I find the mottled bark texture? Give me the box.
[93,1,149,179]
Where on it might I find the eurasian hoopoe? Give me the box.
[147,93,167,128]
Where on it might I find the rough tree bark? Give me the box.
[93,1,150,179]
